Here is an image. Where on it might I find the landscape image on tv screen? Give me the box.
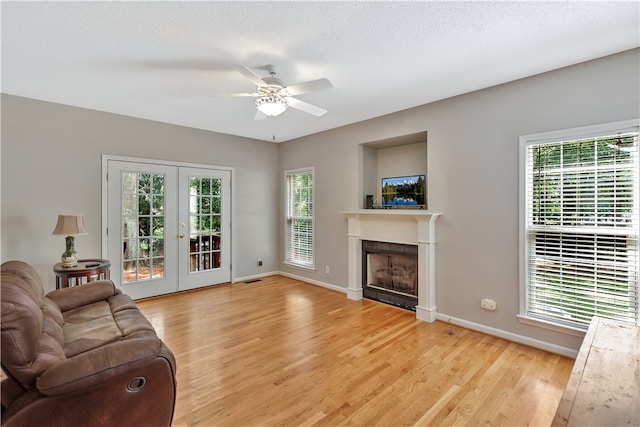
[381,175,426,206]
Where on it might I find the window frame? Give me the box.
[519,119,640,335]
[284,167,315,270]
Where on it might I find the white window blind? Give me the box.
[285,168,314,269]
[523,126,639,328]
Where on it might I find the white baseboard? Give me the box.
[277,271,347,294]
[416,305,437,323]
[346,288,363,300]
[436,313,578,359]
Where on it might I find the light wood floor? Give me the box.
[137,275,574,427]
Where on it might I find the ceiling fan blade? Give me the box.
[210,92,259,97]
[235,65,267,87]
[285,78,333,96]
[286,97,327,117]
[254,110,267,120]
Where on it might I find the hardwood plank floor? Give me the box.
[137,275,574,427]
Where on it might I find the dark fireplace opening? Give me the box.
[362,240,418,311]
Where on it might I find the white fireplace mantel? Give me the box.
[340,209,442,322]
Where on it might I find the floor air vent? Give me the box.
[244,279,262,284]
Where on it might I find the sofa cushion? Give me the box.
[63,300,122,357]
[62,293,157,357]
[46,280,119,312]
[109,294,157,336]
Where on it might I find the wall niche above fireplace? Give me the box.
[360,131,427,209]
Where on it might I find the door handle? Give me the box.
[179,234,185,239]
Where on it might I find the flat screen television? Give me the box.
[381,175,426,207]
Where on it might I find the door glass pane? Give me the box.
[122,172,166,283]
[189,176,222,273]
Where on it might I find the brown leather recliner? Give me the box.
[1,260,177,426]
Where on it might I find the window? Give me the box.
[520,121,639,332]
[285,168,314,269]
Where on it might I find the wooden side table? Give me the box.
[552,317,640,426]
[54,258,111,289]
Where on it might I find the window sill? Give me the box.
[517,314,587,338]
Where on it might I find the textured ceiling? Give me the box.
[2,1,639,142]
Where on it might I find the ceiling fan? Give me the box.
[215,65,333,120]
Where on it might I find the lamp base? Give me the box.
[61,236,79,268]
[60,258,79,268]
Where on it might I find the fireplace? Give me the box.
[362,240,418,310]
[341,210,441,322]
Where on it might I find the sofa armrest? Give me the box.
[36,336,164,396]
[45,281,119,311]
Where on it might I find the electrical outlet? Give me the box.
[481,298,497,311]
[325,265,330,274]
[257,258,263,267]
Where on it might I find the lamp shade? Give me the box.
[52,214,88,236]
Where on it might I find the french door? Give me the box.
[105,159,231,299]
[178,167,231,291]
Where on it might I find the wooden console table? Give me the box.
[54,258,111,289]
[552,317,639,426]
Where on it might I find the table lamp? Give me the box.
[52,214,88,268]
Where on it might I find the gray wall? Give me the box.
[375,142,427,204]
[1,95,279,290]
[2,49,638,353]
[278,48,640,352]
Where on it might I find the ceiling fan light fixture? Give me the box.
[255,95,288,117]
